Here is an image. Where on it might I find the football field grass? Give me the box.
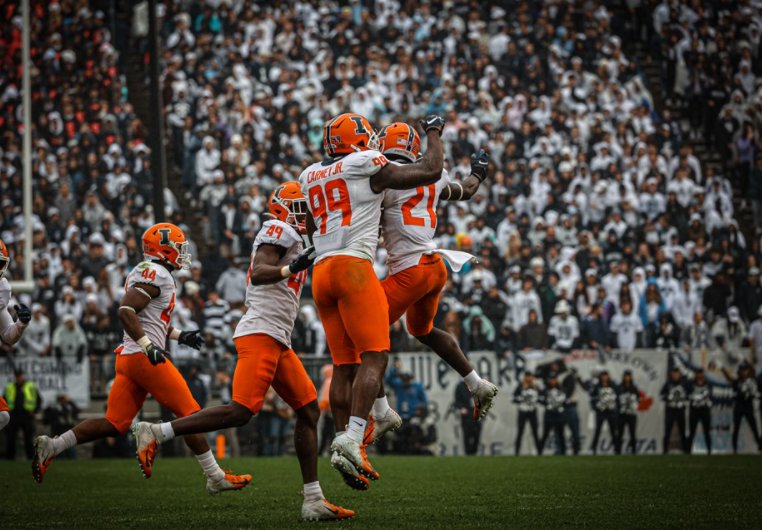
[1,455,760,529]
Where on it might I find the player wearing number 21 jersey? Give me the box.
[361,123,498,449]
[300,112,445,489]
[33,223,251,496]
[132,183,354,521]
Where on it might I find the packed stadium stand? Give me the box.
[1,0,761,456]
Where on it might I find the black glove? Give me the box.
[470,149,490,182]
[14,304,31,325]
[178,329,205,350]
[419,114,445,134]
[144,343,169,366]
[289,246,316,274]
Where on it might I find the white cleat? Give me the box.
[301,498,355,521]
[132,421,159,478]
[32,435,56,483]
[472,380,498,420]
[364,408,403,445]
[331,451,370,491]
[330,433,379,481]
[206,471,252,496]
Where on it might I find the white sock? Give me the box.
[303,481,324,502]
[151,422,176,443]
[464,370,482,391]
[346,416,366,444]
[52,430,78,456]
[0,410,9,430]
[196,450,225,481]
[372,396,390,418]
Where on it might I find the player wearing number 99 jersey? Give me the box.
[300,113,445,487]
[33,223,251,498]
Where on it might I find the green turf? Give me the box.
[1,455,760,529]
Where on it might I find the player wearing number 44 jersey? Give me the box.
[299,113,445,489]
[363,123,499,450]
[32,224,251,496]
[132,183,354,522]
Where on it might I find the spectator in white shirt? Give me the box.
[610,300,643,352]
[548,300,579,352]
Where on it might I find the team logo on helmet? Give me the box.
[142,223,191,270]
[323,113,379,157]
[378,122,420,163]
[268,181,308,234]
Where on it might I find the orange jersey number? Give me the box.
[402,184,437,228]
[308,178,353,234]
[266,224,284,238]
[160,292,175,327]
[141,268,157,281]
[287,269,308,297]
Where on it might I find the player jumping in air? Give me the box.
[0,238,32,432]
[132,184,354,522]
[299,113,445,488]
[362,122,498,447]
[32,224,251,495]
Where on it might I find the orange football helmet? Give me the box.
[142,223,190,270]
[0,239,8,280]
[323,113,379,157]
[268,181,308,234]
[379,122,420,163]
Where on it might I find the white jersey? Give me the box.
[548,315,580,350]
[610,311,643,353]
[120,262,176,355]
[382,166,450,275]
[234,220,306,347]
[0,278,28,345]
[299,150,388,263]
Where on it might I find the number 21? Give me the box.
[402,184,437,228]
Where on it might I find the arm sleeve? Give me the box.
[0,308,27,345]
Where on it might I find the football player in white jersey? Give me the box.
[0,238,32,431]
[32,224,251,495]
[299,113,444,485]
[132,184,354,521]
[361,122,498,449]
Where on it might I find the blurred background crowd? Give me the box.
[1,0,762,455]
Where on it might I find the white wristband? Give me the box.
[137,336,152,352]
[281,265,292,278]
[169,328,182,341]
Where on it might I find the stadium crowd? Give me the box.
[1,0,761,409]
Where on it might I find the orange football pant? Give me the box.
[312,255,390,365]
[382,254,448,337]
[105,352,201,434]
[232,333,317,414]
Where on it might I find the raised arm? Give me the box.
[440,149,491,201]
[370,115,445,192]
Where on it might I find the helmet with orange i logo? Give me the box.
[268,181,308,234]
[378,122,421,163]
[323,113,380,157]
[142,223,191,270]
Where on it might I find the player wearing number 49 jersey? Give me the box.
[32,223,251,496]
[132,183,354,522]
[363,123,498,449]
[300,113,445,488]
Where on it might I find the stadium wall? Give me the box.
[396,350,759,455]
